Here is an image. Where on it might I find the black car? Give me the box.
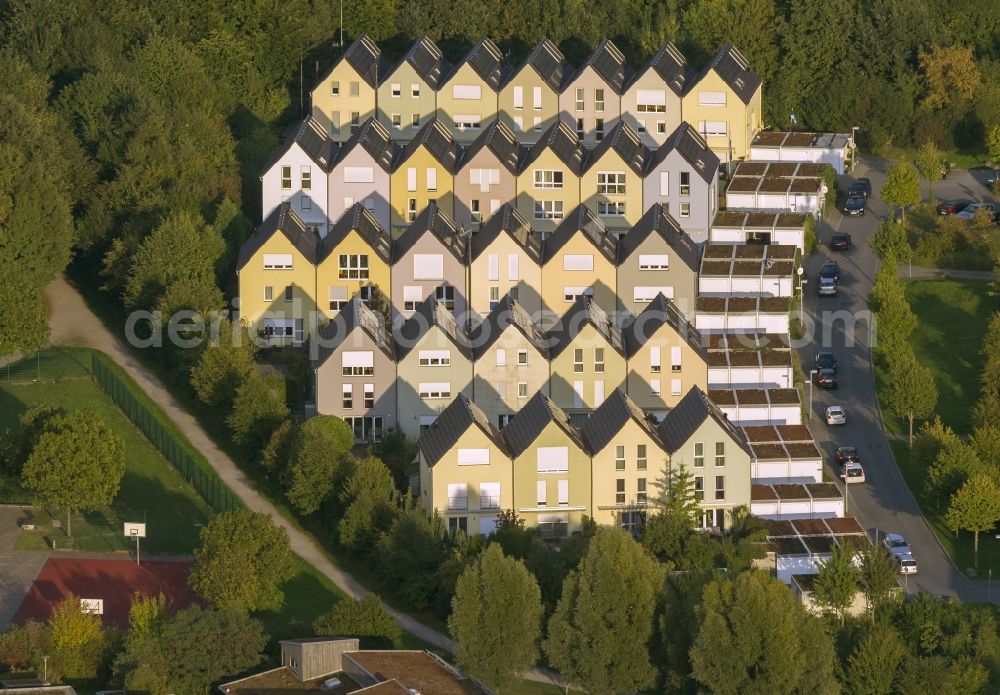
[842,195,866,216]
[830,233,851,250]
[819,260,840,284]
[835,446,860,465]
[816,368,838,388]
[937,200,972,216]
[815,352,837,370]
[849,178,872,198]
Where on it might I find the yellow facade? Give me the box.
[540,232,617,317]
[579,150,645,233]
[514,149,581,235]
[682,71,762,164]
[497,67,560,144]
[389,146,455,234]
[548,324,627,413]
[238,238,317,344]
[589,419,669,526]
[311,62,377,142]
[437,63,499,145]
[626,325,709,411]
[315,229,392,322]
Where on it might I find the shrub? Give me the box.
[804,214,818,254]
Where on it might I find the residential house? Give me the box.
[260,118,336,236]
[376,36,446,141]
[643,122,721,242]
[558,39,628,146]
[310,34,383,141]
[236,203,318,345]
[540,204,618,319]
[327,117,397,231]
[658,385,754,530]
[467,204,543,321]
[515,121,585,235]
[682,43,762,165]
[546,295,627,416]
[469,295,550,427]
[497,38,569,144]
[504,391,592,537]
[418,394,513,536]
[313,298,396,441]
[616,202,701,320]
[394,297,474,437]
[453,119,522,230]
[389,119,461,233]
[389,202,468,321]
[315,203,393,321]
[620,41,690,148]
[436,38,505,144]
[623,293,708,413]
[581,389,668,531]
[579,122,648,234]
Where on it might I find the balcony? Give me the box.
[448,496,468,511]
[479,495,500,510]
[538,521,569,540]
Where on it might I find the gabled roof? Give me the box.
[391,35,447,89]
[628,41,691,96]
[546,295,624,360]
[617,203,700,272]
[568,39,629,94]
[469,295,549,359]
[543,205,617,265]
[522,121,585,175]
[315,297,394,367]
[395,296,471,360]
[502,391,585,458]
[658,385,753,456]
[237,203,316,270]
[469,204,542,264]
[581,389,663,455]
[622,293,708,361]
[504,37,569,92]
[582,121,647,176]
[315,34,385,90]
[392,202,468,264]
[449,38,505,90]
[333,117,398,172]
[397,118,461,173]
[460,119,522,175]
[418,394,508,467]
[262,117,337,174]
[318,203,392,265]
[648,122,719,184]
[694,43,761,105]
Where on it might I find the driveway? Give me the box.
[0,506,48,629]
[799,157,999,602]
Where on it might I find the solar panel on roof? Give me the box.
[528,39,567,91]
[588,41,627,91]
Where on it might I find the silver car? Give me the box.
[826,406,846,425]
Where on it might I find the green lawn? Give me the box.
[0,349,211,554]
[881,145,992,171]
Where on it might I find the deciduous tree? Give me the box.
[919,44,981,110]
[48,593,106,678]
[0,403,64,475]
[869,220,911,262]
[313,594,402,649]
[856,544,900,621]
[845,623,906,695]
[338,456,399,552]
[883,345,938,446]
[812,543,859,624]
[945,474,1000,567]
[284,415,353,515]
[914,141,944,200]
[880,162,921,221]
[189,318,257,409]
[226,373,289,452]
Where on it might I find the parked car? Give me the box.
[956,202,1000,222]
[815,352,838,371]
[842,195,866,216]
[986,171,998,188]
[819,260,840,284]
[835,446,860,464]
[818,277,838,296]
[849,178,872,198]
[816,368,838,388]
[895,552,919,575]
[937,200,972,215]
[830,233,851,250]
[882,532,911,557]
[840,461,865,483]
[826,405,846,425]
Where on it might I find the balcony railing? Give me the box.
[448,496,468,511]
[479,495,500,510]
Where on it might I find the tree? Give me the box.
[856,544,900,621]
[372,427,418,491]
[20,409,126,536]
[365,284,392,328]
[880,162,921,221]
[914,141,944,200]
[338,455,399,552]
[189,318,257,409]
[845,623,906,695]
[883,345,938,446]
[812,543,859,624]
[0,403,64,475]
[926,440,987,505]
[260,419,295,474]
[989,123,1000,165]
[544,527,663,694]
[945,474,1000,567]
[284,415,353,515]
[313,594,402,649]
[375,508,448,610]
[226,373,289,451]
[642,462,700,559]
[690,572,839,695]
[448,544,543,693]
[919,44,981,111]
[189,509,294,612]
[48,593,106,679]
[869,219,910,262]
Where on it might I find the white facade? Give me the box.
[698,275,794,297]
[261,145,332,236]
[751,498,844,520]
[707,366,794,391]
[726,190,821,216]
[717,402,800,426]
[696,311,789,334]
[750,459,823,484]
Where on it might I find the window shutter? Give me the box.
[507,254,519,281]
[344,167,375,183]
[533,87,542,109]
[488,254,500,280]
[557,480,569,505]
[413,254,444,279]
[537,481,547,505]
[636,89,666,106]
[594,380,605,405]
[496,349,506,366]
[453,84,482,100]
[563,254,594,271]
[406,168,417,191]
[659,171,669,196]
[457,449,490,465]
[513,86,523,108]
[671,346,682,367]
[650,347,661,368]
[403,286,423,302]
[426,168,437,191]
[341,351,374,368]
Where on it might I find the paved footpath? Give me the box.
[0,506,48,628]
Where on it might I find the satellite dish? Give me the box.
[797,266,805,276]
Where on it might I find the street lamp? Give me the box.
[808,369,818,420]
[849,126,859,172]
[797,266,806,320]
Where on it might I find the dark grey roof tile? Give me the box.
[543,204,617,265]
[318,204,393,264]
[418,394,508,467]
[502,391,585,457]
[469,204,542,264]
[617,203,700,272]
[237,203,317,270]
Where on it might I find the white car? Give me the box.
[956,202,998,220]
[840,461,865,483]
[894,552,919,575]
[826,406,846,425]
[882,532,911,557]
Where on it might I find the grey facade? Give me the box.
[453,120,522,230]
[328,118,397,231]
[557,40,628,146]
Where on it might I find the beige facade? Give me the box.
[376,37,444,142]
[497,38,566,145]
[311,35,380,141]
[436,39,503,145]
[557,40,626,146]
[620,42,688,148]
[388,120,459,233]
[515,122,584,235]
[578,123,647,233]
[539,208,618,318]
[467,205,543,321]
[547,300,627,414]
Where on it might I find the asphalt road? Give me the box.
[798,157,1000,603]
